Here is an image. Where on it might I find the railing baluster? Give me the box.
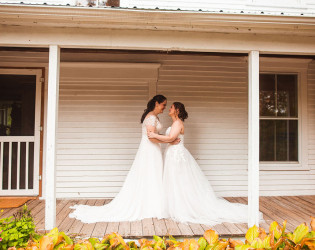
[0,141,3,190]
[26,142,29,190]
[17,142,20,190]
[8,141,12,190]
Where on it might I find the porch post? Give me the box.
[248,50,260,227]
[45,45,60,230]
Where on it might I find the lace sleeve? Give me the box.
[143,115,157,127]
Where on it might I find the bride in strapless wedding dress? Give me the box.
[148,102,264,225]
[69,95,178,223]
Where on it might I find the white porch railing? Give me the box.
[0,136,37,196]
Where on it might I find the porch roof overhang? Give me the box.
[1,4,315,36]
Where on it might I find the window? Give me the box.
[259,74,298,162]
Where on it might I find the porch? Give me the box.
[1,196,314,238]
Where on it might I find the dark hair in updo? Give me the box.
[140,94,167,123]
[173,102,188,121]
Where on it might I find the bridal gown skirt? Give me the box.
[162,143,262,226]
[69,137,164,223]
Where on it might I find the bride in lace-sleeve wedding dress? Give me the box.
[69,95,170,223]
[148,102,264,226]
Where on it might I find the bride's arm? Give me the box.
[148,121,182,143]
[145,124,168,143]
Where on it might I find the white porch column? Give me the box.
[248,50,260,227]
[45,45,60,230]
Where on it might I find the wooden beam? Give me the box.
[248,50,260,227]
[45,45,60,230]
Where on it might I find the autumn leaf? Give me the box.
[39,235,54,250]
[269,222,282,240]
[311,216,315,232]
[228,238,244,248]
[292,223,309,244]
[204,229,219,245]
[245,225,259,244]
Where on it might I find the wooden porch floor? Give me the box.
[1,196,314,238]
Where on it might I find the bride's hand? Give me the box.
[147,131,156,138]
[170,138,181,145]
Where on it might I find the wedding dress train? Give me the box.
[69,115,164,223]
[162,127,263,225]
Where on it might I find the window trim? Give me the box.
[259,58,310,171]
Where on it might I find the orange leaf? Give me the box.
[39,236,54,250]
[258,228,267,240]
[229,238,244,248]
[204,229,219,245]
[311,216,315,232]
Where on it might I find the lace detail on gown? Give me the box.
[69,115,164,223]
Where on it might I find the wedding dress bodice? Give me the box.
[142,115,162,136]
[166,126,184,145]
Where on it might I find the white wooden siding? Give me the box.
[1,50,315,198]
[307,60,315,193]
[120,0,315,14]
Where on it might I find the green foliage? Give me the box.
[0,204,37,250]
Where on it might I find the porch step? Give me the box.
[0,197,37,209]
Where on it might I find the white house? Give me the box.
[0,0,315,230]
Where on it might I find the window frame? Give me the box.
[259,58,309,171]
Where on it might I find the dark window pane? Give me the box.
[260,120,298,161]
[260,74,276,116]
[0,75,36,136]
[260,120,275,161]
[277,75,298,117]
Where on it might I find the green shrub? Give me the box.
[0,204,38,250]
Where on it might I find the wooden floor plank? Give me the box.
[37,200,69,230]
[164,218,181,236]
[130,220,143,238]
[3,196,313,238]
[177,222,194,237]
[67,200,90,236]
[257,198,296,232]
[189,223,205,236]
[118,221,131,237]
[79,199,98,237]
[236,197,276,230]
[60,199,87,233]
[272,196,311,223]
[288,196,315,215]
[260,197,305,226]
[91,199,110,238]
[105,221,119,235]
[142,218,156,237]
[153,218,168,236]
[30,200,47,227]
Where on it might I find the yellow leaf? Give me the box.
[262,235,271,249]
[251,238,263,249]
[292,223,309,244]
[246,225,259,244]
[269,222,282,240]
[212,240,229,250]
[204,229,219,245]
[235,244,251,250]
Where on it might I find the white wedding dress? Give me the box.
[69,115,164,223]
[162,127,263,225]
